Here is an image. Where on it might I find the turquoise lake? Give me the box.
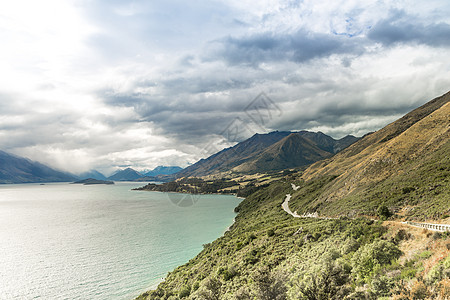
[0,182,241,299]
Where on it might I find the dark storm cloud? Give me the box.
[210,29,365,66]
[101,88,257,143]
[368,10,450,47]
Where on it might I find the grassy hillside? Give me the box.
[137,179,450,299]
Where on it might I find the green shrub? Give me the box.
[402,186,415,194]
[235,241,243,251]
[296,260,351,299]
[401,266,417,279]
[244,248,260,265]
[351,239,402,282]
[222,266,238,281]
[377,205,392,220]
[253,266,287,300]
[178,285,191,298]
[371,275,394,297]
[418,250,432,259]
[267,229,275,237]
[198,277,222,300]
[192,281,200,291]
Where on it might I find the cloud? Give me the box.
[210,29,365,66]
[368,10,450,47]
[1,0,450,173]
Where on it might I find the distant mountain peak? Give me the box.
[145,166,183,177]
[79,170,106,180]
[107,168,143,181]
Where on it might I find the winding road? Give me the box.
[282,184,450,232]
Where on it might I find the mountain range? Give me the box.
[0,152,186,184]
[104,166,184,181]
[144,166,183,177]
[0,151,77,184]
[177,131,358,177]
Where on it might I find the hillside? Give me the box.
[107,168,143,181]
[232,133,333,173]
[0,150,77,184]
[177,131,358,178]
[137,91,450,300]
[290,91,450,220]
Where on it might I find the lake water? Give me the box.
[0,182,241,299]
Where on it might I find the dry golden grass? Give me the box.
[384,221,449,273]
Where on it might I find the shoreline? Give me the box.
[134,191,244,299]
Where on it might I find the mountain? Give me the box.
[107,168,143,181]
[145,166,183,177]
[0,151,77,184]
[177,131,359,177]
[78,170,106,180]
[296,131,359,153]
[232,133,333,173]
[290,91,450,219]
[176,131,292,177]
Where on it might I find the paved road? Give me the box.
[282,184,449,232]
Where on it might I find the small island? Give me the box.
[72,178,114,185]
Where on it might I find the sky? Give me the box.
[0,0,449,175]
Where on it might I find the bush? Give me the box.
[253,266,287,300]
[222,266,238,281]
[371,275,394,297]
[402,187,415,194]
[377,205,392,220]
[198,277,222,300]
[410,280,429,299]
[401,266,417,279]
[352,239,402,282]
[296,260,351,300]
[178,285,191,298]
[393,229,411,244]
[267,229,275,237]
[433,232,442,240]
[235,286,252,300]
[244,248,260,265]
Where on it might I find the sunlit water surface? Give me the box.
[0,182,240,299]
